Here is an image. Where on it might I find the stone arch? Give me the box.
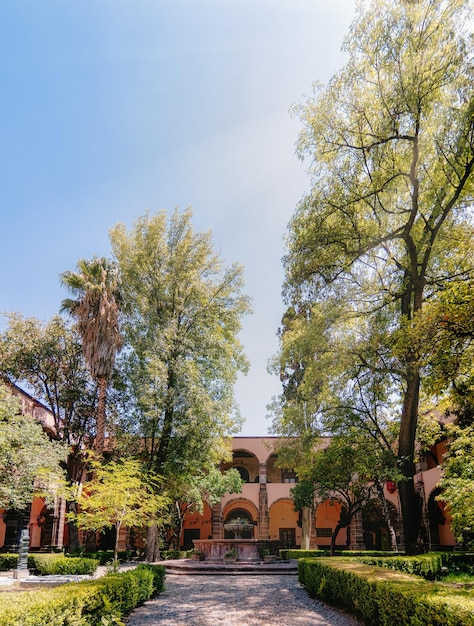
[268,498,299,547]
[314,499,349,549]
[427,487,456,549]
[362,499,399,551]
[222,498,258,539]
[222,449,260,483]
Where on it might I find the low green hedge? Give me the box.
[299,557,474,626]
[280,549,398,560]
[28,554,99,575]
[0,564,165,626]
[69,550,131,565]
[0,553,18,570]
[355,552,474,580]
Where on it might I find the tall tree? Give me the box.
[110,208,251,559]
[61,257,122,453]
[281,0,474,552]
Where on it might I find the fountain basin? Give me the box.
[192,539,280,563]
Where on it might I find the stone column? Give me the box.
[55,498,67,549]
[211,503,223,539]
[257,462,270,539]
[349,510,365,551]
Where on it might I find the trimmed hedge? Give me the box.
[0,564,165,626]
[280,549,398,560]
[69,550,131,565]
[0,553,18,570]
[28,554,99,575]
[299,557,474,626]
[355,552,474,580]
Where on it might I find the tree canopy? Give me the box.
[0,383,66,511]
[109,208,251,558]
[61,257,123,453]
[275,0,474,552]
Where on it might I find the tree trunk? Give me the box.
[145,524,161,562]
[330,523,342,556]
[376,483,398,552]
[95,376,107,454]
[301,506,311,550]
[397,370,422,554]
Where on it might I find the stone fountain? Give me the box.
[192,517,279,563]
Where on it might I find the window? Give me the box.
[281,469,298,483]
[316,528,332,537]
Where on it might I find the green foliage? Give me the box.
[0,553,18,570]
[0,383,67,510]
[299,557,474,625]
[109,208,251,557]
[0,313,95,455]
[71,551,131,566]
[438,425,474,547]
[276,0,474,551]
[28,554,98,575]
[70,455,168,562]
[355,553,444,581]
[0,564,165,626]
[110,208,251,476]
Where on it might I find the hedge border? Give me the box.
[0,563,165,626]
[298,557,474,626]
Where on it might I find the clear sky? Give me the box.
[0,0,356,436]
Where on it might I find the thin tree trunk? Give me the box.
[145,524,161,562]
[301,506,311,550]
[376,483,398,552]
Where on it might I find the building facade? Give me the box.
[0,385,457,554]
[180,435,457,553]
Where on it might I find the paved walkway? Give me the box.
[125,573,363,625]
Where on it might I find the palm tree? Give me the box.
[60,257,122,453]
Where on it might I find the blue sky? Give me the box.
[0,0,355,435]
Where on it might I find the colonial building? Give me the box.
[0,385,457,554]
[180,435,457,552]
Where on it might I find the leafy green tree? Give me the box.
[168,466,243,550]
[281,0,474,552]
[0,383,66,511]
[109,208,251,560]
[61,257,123,453]
[0,313,100,549]
[0,314,95,458]
[71,455,168,564]
[305,437,396,556]
[438,424,474,549]
[412,280,474,424]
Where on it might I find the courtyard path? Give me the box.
[125,573,363,626]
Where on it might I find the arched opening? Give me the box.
[269,499,299,547]
[222,450,259,483]
[223,508,254,539]
[362,500,397,551]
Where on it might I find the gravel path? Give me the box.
[125,573,363,626]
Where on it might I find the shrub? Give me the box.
[0,564,165,626]
[299,557,474,625]
[69,550,130,565]
[28,554,99,575]
[0,553,18,570]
